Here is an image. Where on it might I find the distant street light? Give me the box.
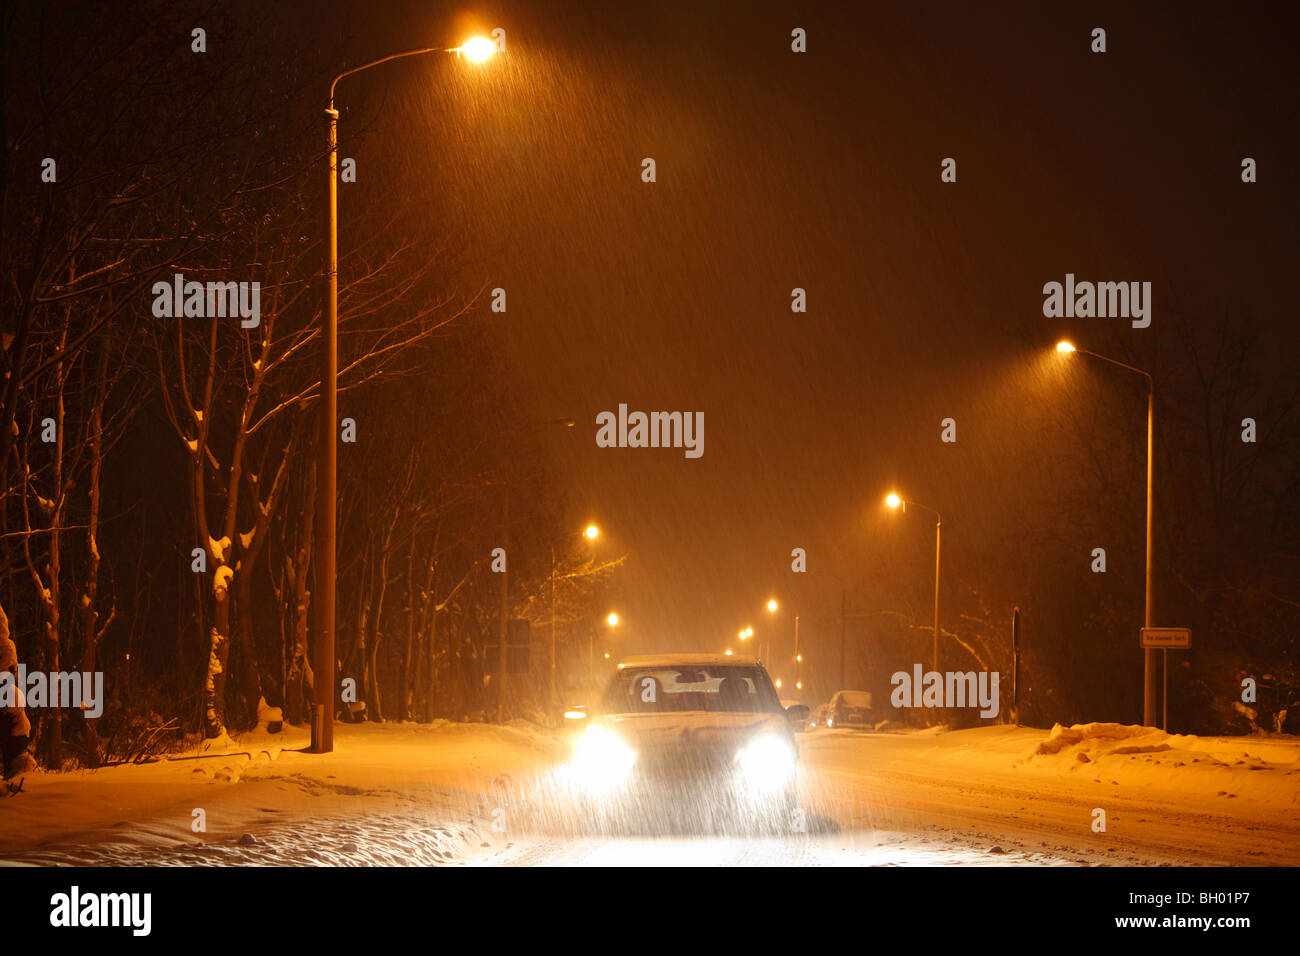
[767,599,778,613]
[1055,339,1158,727]
[313,36,498,754]
[590,612,619,682]
[885,492,942,673]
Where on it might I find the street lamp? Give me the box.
[459,37,497,62]
[313,37,498,754]
[551,523,599,713]
[885,492,942,674]
[592,612,619,681]
[1055,339,1157,727]
[766,597,800,686]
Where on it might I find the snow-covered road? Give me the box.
[3,721,1297,866]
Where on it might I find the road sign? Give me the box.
[485,645,530,674]
[1141,627,1190,649]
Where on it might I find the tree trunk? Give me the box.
[285,468,315,725]
[205,565,233,739]
[399,536,416,722]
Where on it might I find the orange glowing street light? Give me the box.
[315,34,500,753]
[458,36,498,62]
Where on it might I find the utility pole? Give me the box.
[312,102,340,755]
[497,485,508,723]
[1056,343,1157,727]
[550,545,557,715]
[839,587,846,690]
[1011,605,1020,726]
[794,614,800,688]
[1145,384,1158,728]
[933,516,941,674]
[313,38,498,754]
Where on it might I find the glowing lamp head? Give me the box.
[885,493,902,509]
[724,649,733,656]
[1056,341,1076,354]
[606,612,619,628]
[745,627,754,638]
[584,524,600,540]
[767,599,778,613]
[460,37,497,62]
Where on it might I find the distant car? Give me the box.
[809,703,828,729]
[780,698,812,733]
[560,654,809,832]
[826,690,873,730]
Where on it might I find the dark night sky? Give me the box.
[317,1,1298,690]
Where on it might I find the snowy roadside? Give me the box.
[798,721,1300,866]
[0,720,565,866]
[823,721,1300,806]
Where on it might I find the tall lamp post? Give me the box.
[885,493,942,674]
[1056,340,1157,727]
[551,524,600,712]
[765,598,801,690]
[312,37,497,754]
[594,612,619,681]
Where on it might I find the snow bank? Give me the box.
[1025,722,1300,805]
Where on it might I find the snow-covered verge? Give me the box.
[0,720,564,866]
[1026,722,1300,805]
[816,721,1300,804]
[799,721,1300,865]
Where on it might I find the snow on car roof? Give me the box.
[617,653,761,669]
[833,690,873,703]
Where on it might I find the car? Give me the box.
[780,698,813,733]
[559,654,809,834]
[809,703,828,729]
[825,689,873,729]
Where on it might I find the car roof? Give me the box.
[616,653,761,669]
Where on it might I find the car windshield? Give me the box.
[603,665,783,715]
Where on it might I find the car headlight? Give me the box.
[567,726,636,792]
[735,734,797,791]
